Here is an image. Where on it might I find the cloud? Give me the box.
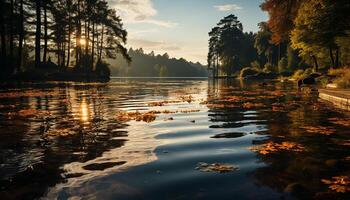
[214,4,242,12]
[109,0,177,28]
[128,38,181,51]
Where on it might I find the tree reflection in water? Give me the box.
[0,79,349,199]
[207,79,350,199]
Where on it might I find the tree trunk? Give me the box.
[278,43,281,63]
[216,55,219,78]
[62,41,66,68]
[66,13,71,68]
[335,47,339,68]
[35,0,41,68]
[0,5,6,66]
[43,1,48,62]
[18,0,24,72]
[76,0,81,68]
[9,0,14,69]
[312,55,319,72]
[329,46,335,69]
[91,22,95,70]
[99,25,104,60]
[85,20,90,56]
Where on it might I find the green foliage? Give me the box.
[240,67,259,79]
[159,65,168,77]
[251,60,262,71]
[329,67,350,88]
[208,15,259,76]
[292,69,305,80]
[291,0,350,69]
[287,45,302,71]
[278,57,288,73]
[263,63,276,73]
[0,0,130,80]
[111,48,207,77]
[254,22,279,66]
[95,60,111,77]
[303,68,313,76]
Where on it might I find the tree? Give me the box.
[261,0,302,44]
[254,22,279,67]
[291,0,350,69]
[0,0,131,79]
[35,0,41,68]
[159,65,168,77]
[208,14,252,77]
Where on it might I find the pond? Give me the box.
[0,78,349,199]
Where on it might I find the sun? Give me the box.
[79,38,86,46]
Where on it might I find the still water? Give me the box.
[0,78,349,200]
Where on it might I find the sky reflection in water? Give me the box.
[0,79,349,200]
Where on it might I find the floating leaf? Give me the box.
[301,126,336,135]
[322,176,350,193]
[116,111,156,123]
[195,162,239,173]
[243,102,265,109]
[328,118,350,127]
[249,141,305,155]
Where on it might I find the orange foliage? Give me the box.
[6,109,51,119]
[179,109,200,113]
[328,118,350,127]
[261,0,301,44]
[301,126,336,135]
[322,176,350,193]
[116,111,156,123]
[179,95,194,103]
[250,141,305,155]
[147,100,181,107]
[0,91,57,99]
[243,102,265,109]
[195,162,239,173]
[207,103,239,109]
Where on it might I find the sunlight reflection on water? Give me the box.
[0,79,349,200]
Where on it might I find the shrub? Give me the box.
[240,67,259,79]
[329,67,350,88]
[291,69,304,80]
[95,60,111,77]
[251,61,262,71]
[263,63,276,73]
[303,68,313,77]
[278,57,289,73]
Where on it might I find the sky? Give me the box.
[108,0,268,64]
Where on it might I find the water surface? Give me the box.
[0,79,349,199]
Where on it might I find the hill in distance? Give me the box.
[109,48,208,77]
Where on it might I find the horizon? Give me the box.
[109,0,267,64]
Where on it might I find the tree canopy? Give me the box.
[0,0,130,79]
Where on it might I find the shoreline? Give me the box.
[319,89,350,111]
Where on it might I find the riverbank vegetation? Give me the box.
[208,0,350,87]
[0,0,130,81]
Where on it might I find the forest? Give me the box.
[208,0,350,86]
[110,48,208,77]
[0,0,130,81]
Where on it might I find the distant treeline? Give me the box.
[208,0,350,77]
[0,0,130,80]
[110,48,208,77]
